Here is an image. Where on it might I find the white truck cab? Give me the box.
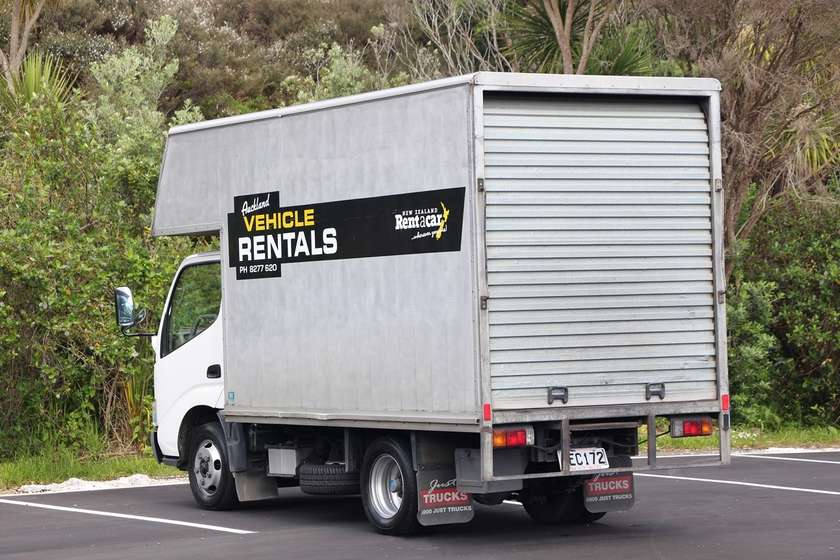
[151,252,224,459]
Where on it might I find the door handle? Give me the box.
[207,364,221,379]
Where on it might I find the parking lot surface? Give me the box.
[1,451,838,560]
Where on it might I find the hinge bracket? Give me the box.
[547,386,568,405]
[714,178,723,192]
[479,295,488,310]
[717,290,726,304]
[646,383,666,401]
[477,178,485,192]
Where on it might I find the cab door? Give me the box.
[153,259,223,457]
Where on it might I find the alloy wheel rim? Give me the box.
[368,453,404,520]
[193,438,223,498]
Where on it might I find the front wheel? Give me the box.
[360,437,420,535]
[187,422,238,510]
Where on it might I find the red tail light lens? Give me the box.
[492,426,534,448]
[506,430,527,447]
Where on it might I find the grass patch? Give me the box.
[0,449,181,491]
[648,425,840,452]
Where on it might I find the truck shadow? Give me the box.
[232,491,673,544]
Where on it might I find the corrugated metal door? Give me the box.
[483,94,718,410]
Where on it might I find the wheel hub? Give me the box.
[193,439,222,497]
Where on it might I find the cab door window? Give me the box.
[162,262,221,357]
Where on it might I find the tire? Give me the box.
[187,422,238,510]
[298,463,360,495]
[360,437,420,535]
[523,455,635,524]
[522,480,593,524]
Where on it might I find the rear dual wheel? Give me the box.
[360,437,420,535]
[522,482,605,524]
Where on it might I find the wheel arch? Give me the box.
[176,405,220,469]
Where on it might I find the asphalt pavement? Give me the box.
[1,451,838,560]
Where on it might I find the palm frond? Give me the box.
[1,50,75,113]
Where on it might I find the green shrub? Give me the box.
[735,198,840,425]
[726,280,786,429]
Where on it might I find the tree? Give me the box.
[407,0,514,76]
[643,0,840,279]
[505,0,653,75]
[0,0,59,88]
[507,0,619,74]
[376,0,514,80]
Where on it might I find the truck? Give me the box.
[114,72,731,535]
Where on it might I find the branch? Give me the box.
[576,1,596,74]
[576,1,617,74]
[9,1,21,71]
[11,0,46,72]
[542,0,574,73]
[563,0,576,43]
[0,48,11,89]
[10,0,46,66]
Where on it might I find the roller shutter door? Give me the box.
[483,94,719,410]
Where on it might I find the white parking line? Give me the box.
[735,455,840,465]
[636,473,840,496]
[0,498,256,534]
[631,450,840,461]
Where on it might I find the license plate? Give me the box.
[562,447,610,472]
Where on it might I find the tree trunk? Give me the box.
[2,0,47,88]
[540,0,618,75]
[542,0,576,74]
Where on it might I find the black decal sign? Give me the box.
[227,187,466,280]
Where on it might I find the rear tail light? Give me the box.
[492,425,535,448]
[670,416,714,438]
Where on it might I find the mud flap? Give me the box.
[583,472,635,513]
[416,468,474,526]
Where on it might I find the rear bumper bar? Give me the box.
[478,410,730,483]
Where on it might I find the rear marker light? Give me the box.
[492,426,534,448]
[670,416,714,438]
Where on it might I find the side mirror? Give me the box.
[114,287,135,327]
[114,287,154,337]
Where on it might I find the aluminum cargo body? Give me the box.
[153,73,728,433]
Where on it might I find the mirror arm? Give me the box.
[119,308,155,337]
[120,325,156,338]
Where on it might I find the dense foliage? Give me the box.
[0,0,837,457]
[728,199,840,427]
[0,16,206,455]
